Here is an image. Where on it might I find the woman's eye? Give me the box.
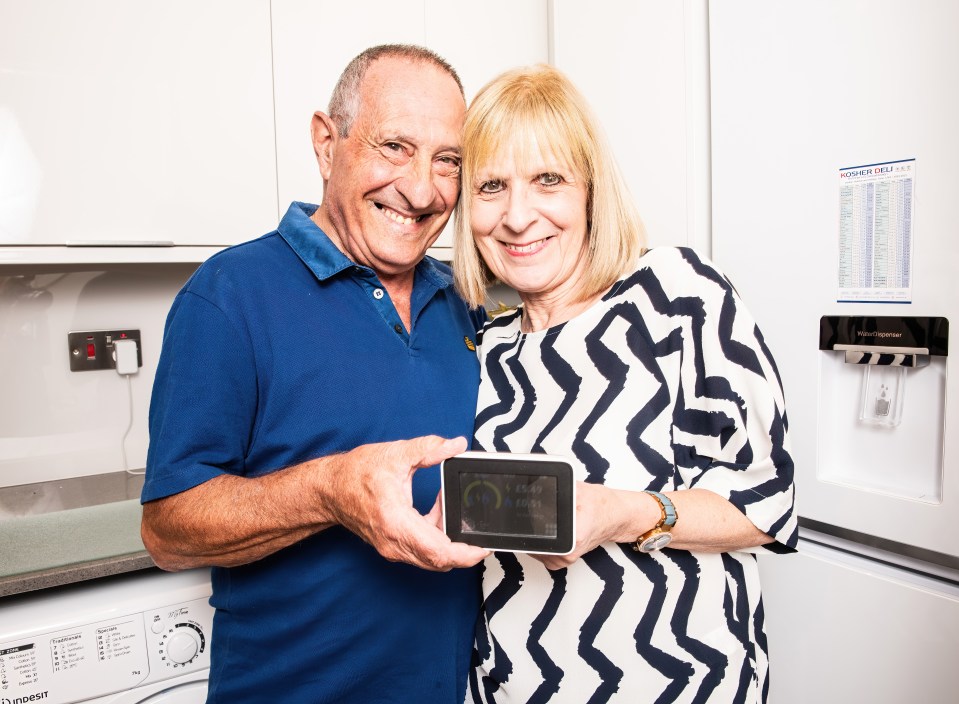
[539,172,562,186]
[478,180,504,194]
[384,142,404,152]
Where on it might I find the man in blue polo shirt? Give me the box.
[140,45,490,703]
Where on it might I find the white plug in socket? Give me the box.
[113,339,139,375]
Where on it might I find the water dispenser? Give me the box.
[817,316,949,502]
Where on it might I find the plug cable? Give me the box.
[113,339,145,476]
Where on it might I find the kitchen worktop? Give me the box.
[0,551,156,597]
[0,471,156,597]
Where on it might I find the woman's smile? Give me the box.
[500,235,555,256]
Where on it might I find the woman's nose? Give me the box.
[502,188,537,233]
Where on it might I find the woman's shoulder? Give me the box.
[634,245,719,272]
[602,246,743,314]
[624,246,734,290]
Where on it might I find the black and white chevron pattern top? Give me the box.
[468,247,797,704]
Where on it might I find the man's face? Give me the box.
[319,58,465,278]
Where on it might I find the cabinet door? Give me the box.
[0,0,278,247]
[424,0,548,249]
[271,0,548,252]
[551,0,709,251]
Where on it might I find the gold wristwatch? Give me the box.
[633,490,678,553]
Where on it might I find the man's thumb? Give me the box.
[411,435,468,470]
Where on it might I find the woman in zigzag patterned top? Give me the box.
[453,64,798,704]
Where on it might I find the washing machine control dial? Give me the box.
[160,621,206,667]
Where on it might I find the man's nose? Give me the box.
[395,155,437,211]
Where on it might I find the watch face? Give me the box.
[639,531,672,553]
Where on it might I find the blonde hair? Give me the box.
[454,64,647,308]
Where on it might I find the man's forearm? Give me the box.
[141,459,335,571]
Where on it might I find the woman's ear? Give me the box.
[311,111,337,181]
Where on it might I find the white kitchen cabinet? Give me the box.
[270,0,548,254]
[0,0,278,251]
[550,0,711,252]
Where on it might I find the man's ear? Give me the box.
[311,111,338,181]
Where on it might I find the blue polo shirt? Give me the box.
[143,202,484,703]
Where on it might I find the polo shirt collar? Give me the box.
[277,201,453,289]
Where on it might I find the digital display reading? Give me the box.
[459,472,558,538]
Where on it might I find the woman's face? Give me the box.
[470,148,589,301]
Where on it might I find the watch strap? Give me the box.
[632,490,678,553]
[645,490,677,528]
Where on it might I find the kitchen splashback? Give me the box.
[0,263,197,490]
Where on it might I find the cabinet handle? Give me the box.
[65,240,175,247]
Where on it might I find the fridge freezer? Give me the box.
[759,536,959,703]
[709,1,959,699]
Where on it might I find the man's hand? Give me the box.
[320,435,490,571]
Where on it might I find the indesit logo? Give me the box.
[2,692,50,703]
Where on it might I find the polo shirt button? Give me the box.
[373,288,384,299]
[394,324,403,334]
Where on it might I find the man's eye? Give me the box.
[379,142,411,165]
[478,180,504,194]
[435,155,461,177]
[380,142,410,160]
[539,172,562,186]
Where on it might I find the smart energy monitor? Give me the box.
[441,451,576,554]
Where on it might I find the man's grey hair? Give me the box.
[328,44,464,137]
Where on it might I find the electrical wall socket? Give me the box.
[68,330,142,372]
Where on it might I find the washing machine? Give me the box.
[0,567,213,703]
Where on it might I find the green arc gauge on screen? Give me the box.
[463,479,503,509]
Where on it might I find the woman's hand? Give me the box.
[532,482,658,570]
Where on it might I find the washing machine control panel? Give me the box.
[0,595,213,704]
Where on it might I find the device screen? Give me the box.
[459,472,558,538]
[442,452,575,554]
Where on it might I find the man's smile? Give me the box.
[376,203,428,225]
